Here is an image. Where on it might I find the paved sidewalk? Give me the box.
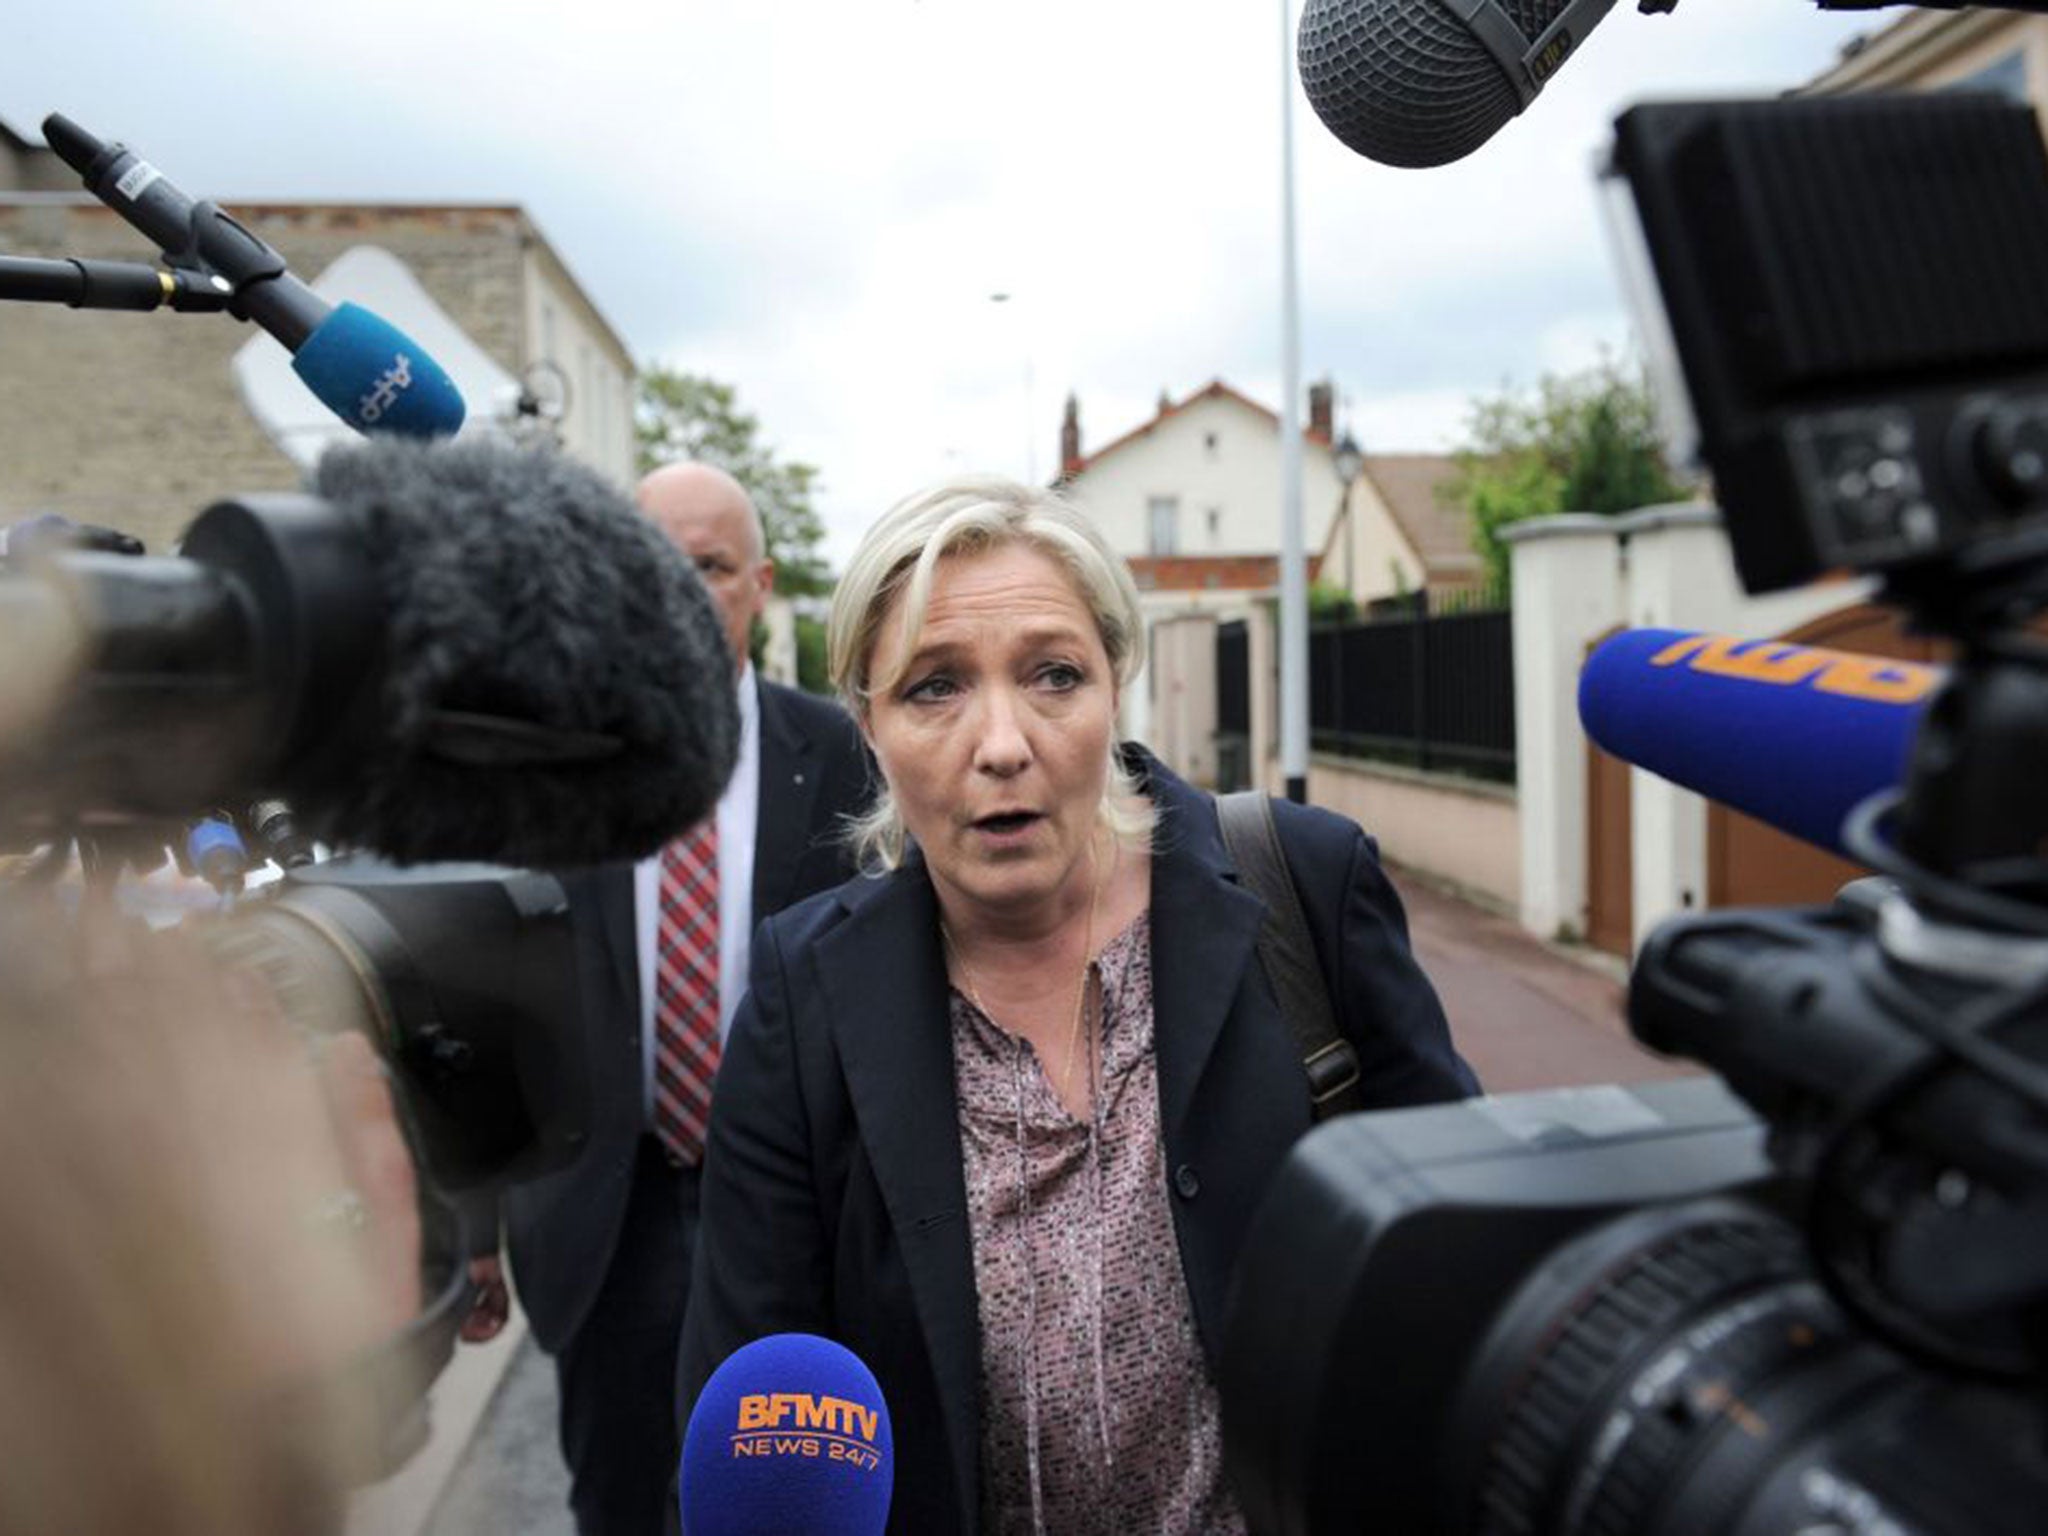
[417,1333,572,1536]
[342,1307,572,1536]
[1387,865,1697,1094]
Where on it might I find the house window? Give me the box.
[1947,51,2027,101]
[1205,431,1219,456]
[1206,506,1222,543]
[1148,495,1180,555]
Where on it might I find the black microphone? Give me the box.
[39,114,465,438]
[0,253,236,314]
[0,440,740,868]
[1298,0,1630,169]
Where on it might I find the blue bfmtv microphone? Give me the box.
[679,1333,893,1536]
[1579,628,1945,859]
[40,113,464,440]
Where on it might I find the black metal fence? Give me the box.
[1309,605,1516,782]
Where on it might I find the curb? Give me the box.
[345,1306,533,1536]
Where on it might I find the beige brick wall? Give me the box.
[0,202,530,552]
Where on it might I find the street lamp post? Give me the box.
[1277,0,1308,805]
[1333,429,1364,602]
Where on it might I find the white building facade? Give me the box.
[1057,381,1343,771]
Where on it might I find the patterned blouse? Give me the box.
[950,911,1248,1536]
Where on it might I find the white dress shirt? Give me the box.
[634,663,761,1128]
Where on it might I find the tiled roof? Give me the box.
[1364,453,1482,579]
[1068,379,1326,477]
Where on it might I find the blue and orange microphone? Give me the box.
[679,1333,893,1536]
[39,113,464,440]
[1579,628,1946,860]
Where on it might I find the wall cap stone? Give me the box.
[1501,513,1621,546]
[1309,751,1518,805]
[1611,501,1721,536]
[1502,503,1722,546]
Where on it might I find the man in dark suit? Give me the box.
[461,462,870,1536]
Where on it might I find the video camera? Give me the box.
[0,434,738,1479]
[0,501,598,1479]
[1221,92,2048,1533]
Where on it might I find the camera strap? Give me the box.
[1215,791,1364,1121]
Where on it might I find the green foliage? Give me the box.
[1309,581,1357,624]
[793,614,831,696]
[1450,357,1691,595]
[636,366,833,596]
[1465,454,1566,595]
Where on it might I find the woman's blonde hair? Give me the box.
[828,476,1154,870]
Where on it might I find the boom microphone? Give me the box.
[1579,628,1943,859]
[39,113,465,439]
[1297,0,1627,169]
[679,1333,894,1536]
[0,439,739,868]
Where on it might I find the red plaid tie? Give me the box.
[654,820,720,1165]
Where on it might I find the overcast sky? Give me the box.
[3,0,1880,563]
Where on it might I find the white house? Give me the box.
[1056,379,1344,561]
[1054,379,1345,783]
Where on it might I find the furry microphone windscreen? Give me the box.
[311,439,739,868]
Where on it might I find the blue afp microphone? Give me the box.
[679,1333,893,1536]
[1579,628,1945,859]
[40,113,465,440]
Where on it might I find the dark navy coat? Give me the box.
[678,747,1476,1534]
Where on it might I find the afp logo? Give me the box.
[679,1334,894,1536]
[356,353,415,426]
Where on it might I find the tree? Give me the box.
[1309,580,1358,624]
[636,367,833,596]
[1449,357,1691,594]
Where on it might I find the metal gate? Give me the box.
[1215,619,1250,792]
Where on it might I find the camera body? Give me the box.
[203,855,592,1195]
[0,477,614,1482]
[1608,96,2048,599]
[1224,957,2048,1534]
[1222,92,2048,1534]
[1223,1078,1773,1531]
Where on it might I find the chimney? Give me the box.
[1307,380,1334,446]
[1060,394,1083,479]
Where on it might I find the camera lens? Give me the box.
[1453,1199,1906,1535]
[1444,1197,2044,1536]
[1967,395,2048,510]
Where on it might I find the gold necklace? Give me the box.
[941,836,1104,1112]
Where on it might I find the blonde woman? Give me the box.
[679,477,1475,1535]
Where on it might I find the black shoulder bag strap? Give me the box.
[1215,791,1364,1120]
